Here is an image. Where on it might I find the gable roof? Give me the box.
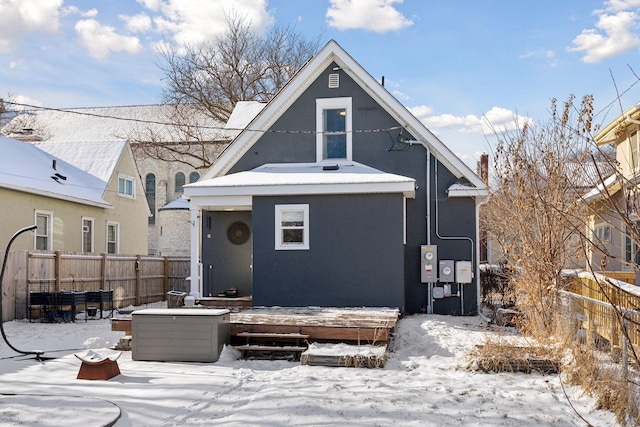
[0,136,111,208]
[32,140,127,183]
[2,104,226,143]
[201,40,487,196]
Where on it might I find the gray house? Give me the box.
[184,40,488,315]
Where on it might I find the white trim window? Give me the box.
[82,217,94,253]
[107,222,119,254]
[630,128,639,172]
[35,210,53,250]
[316,97,352,161]
[593,223,611,243]
[118,174,135,198]
[275,204,309,250]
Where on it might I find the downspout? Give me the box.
[434,160,474,315]
[189,205,200,298]
[426,148,433,314]
[476,195,490,315]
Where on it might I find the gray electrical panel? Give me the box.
[439,260,454,282]
[420,245,437,283]
[455,261,473,283]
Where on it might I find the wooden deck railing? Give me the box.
[564,271,640,356]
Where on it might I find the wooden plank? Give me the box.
[233,345,307,352]
[236,332,309,339]
[231,323,391,342]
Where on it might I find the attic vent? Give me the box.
[328,73,339,88]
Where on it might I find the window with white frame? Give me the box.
[630,128,640,172]
[316,97,352,161]
[593,223,611,243]
[35,210,52,250]
[275,204,309,250]
[118,174,135,198]
[82,217,94,253]
[107,222,119,254]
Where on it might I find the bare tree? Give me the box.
[483,95,600,335]
[127,13,321,168]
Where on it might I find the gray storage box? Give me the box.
[132,308,230,362]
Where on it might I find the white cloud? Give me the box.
[519,49,559,67]
[0,0,63,53]
[75,19,143,60]
[122,13,153,33]
[148,0,273,46]
[137,0,162,12]
[13,94,43,109]
[410,105,532,135]
[326,0,413,33]
[605,0,640,12]
[569,10,640,63]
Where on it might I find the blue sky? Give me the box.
[2,0,640,168]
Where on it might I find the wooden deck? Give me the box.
[111,306,400,358]
[230,307,400,344]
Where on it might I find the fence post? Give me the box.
[623,317,629,382]
[135,255,141,306]
[163,257,169,296]
[54,250,61,292]
[610,290,620,359]
[101,253,108,291]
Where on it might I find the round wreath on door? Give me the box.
[227,221,251,245]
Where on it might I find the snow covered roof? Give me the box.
[2,104,226,143]
[0,136,111,207]
[159,197,190,210]
[185,162,416,199]
[32,140,126,183]
[224,101,266,139]
[582,173,620,201]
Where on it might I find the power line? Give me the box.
[3,101,404,135]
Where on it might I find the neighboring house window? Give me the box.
[593,224,611,243]
[275,204,309,250]
[107,222,119,254]
[175,172,185,193]
[146,173,156,225]
[82,217,94,253]
[35,210,53,251]
[189,171,200,183]
[316,97,352,161]
[118,174,135,198]
[630,128,639,171]
[625,221,640,265]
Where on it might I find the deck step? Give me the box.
[233,345,308,352]
[236,332,309,340]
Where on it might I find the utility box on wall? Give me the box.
[420,245,437,283]
[455,261,473,284]
[439,260,454,282]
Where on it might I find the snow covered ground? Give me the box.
[0,313,617,426]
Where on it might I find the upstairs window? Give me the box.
[118,174,135,198]
[189,171,200,183]
[175,172,185,193]
[631,129,639,172]
[593,224,611,243]
[145,173,156,225]
[316,97,352,161]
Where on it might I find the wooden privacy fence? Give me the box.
[564,271,640,357]
[1,250,190,322]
